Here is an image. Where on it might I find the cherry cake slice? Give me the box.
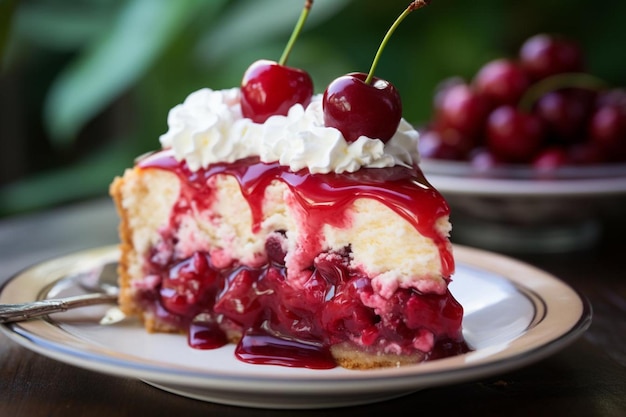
[110,149,468,370]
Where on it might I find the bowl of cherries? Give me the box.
[418,33,626,252]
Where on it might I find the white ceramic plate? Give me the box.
[0,245,591,409]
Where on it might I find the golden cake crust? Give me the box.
[110,168,181,333]
[330,343,425,369]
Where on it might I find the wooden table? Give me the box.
[1,197,625,416]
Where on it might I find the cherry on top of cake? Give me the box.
[240,0,314,123]
[323,0,431,143]
[158,1,432,176]
[239,0,431,147]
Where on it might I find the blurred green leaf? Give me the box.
[12,0,119,51]
[197,0,352,65]
[44,0,225,147]
[0,0,17,67]
[0,140,135,216]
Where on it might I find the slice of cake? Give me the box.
[110,88,467,370]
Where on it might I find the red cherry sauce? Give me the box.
[188,320,227,349]
[136,150,467,368]
[235,329,336,369]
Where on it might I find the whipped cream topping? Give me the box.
[159,88,420,174]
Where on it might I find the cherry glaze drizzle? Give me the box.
[140,150,453,277]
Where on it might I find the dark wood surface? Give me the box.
[1,198,625,417]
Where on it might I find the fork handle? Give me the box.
[0,293,117,324]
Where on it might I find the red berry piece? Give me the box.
[535,89,595,143]
[240,1,314,123]
[323,72,402,142]
[432,76,465,114]
[160,252,218,318]
[213,268,263,325]
[486,105,545,162]
[323,1,430,143]
[473,58,530,106]
[241,60,313,123]
[519,34,584,80]
[436,83,489,139]
[532,146,569,171]
[418,128,475,160]
[588,105,626,161]
[321,279,377,337]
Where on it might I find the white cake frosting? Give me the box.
[159,88,421,174]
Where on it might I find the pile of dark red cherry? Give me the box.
[419,33,626,170]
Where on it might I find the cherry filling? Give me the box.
[136,246,465,369]
[135,151,468,368]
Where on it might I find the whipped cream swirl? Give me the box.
[159,88,420,174]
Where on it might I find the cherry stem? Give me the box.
[364,0,430,85]
[518,72,609,112]
[279,0,313,66]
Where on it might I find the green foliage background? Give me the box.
[1,0,624,216]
